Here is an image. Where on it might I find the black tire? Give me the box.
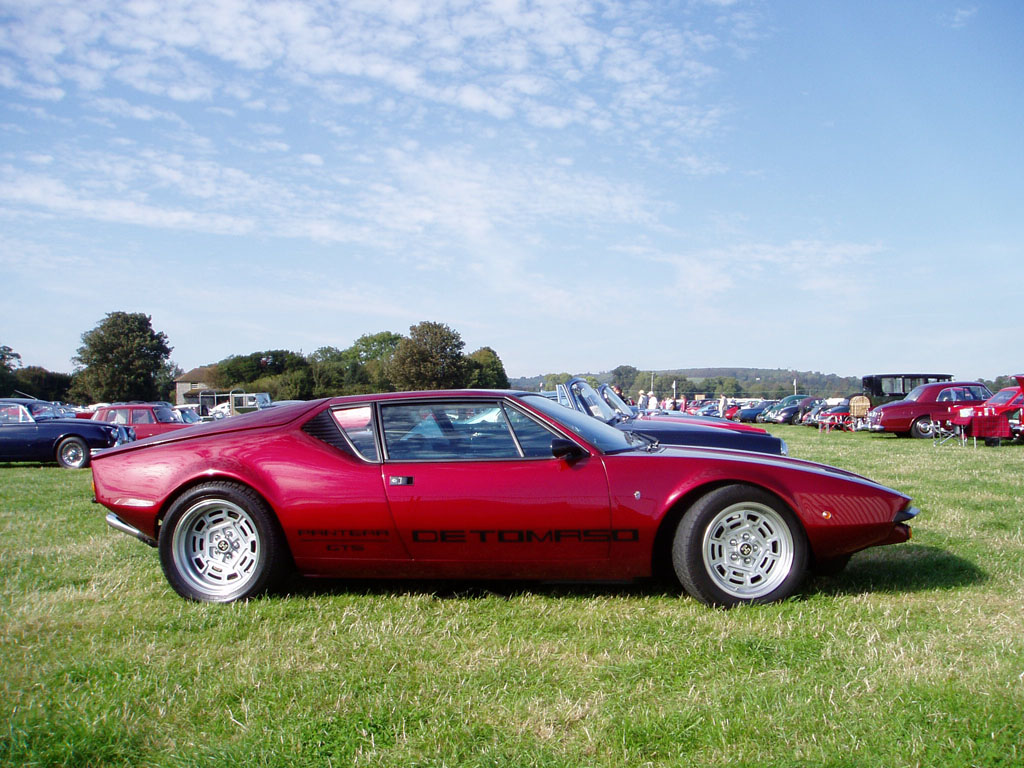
[910,417,932,439]
[56,436,89,469]
[672,485,808,607]
[159,482,288,602]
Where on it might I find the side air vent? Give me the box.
[301,410,354,456]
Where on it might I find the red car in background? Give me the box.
[92,403,193,440]
[865,380,992,438]
[952,375,1024,442]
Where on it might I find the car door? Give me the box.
[378,399,613,568]
[0,403,49,461]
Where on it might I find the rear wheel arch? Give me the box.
[156,476,281,543]
[157,479,292,602]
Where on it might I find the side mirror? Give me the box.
[551,437,586,461]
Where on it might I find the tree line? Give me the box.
[1,313,508,404]
[4,314,1015,404]
[513,365,1016,402]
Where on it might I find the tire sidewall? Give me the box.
[910,417,932,439]
[672,485,808,607]
[56,436,89,469]
[158,482,282,603]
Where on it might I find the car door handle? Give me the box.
[389,476,414,486]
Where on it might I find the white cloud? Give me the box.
[942,7,978,29]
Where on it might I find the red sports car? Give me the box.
[92,390,918,607]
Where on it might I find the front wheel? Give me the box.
[159,483,288,602]
[56,436,89,468]
[672,485,808,607]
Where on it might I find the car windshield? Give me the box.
[154,406,181,423]
[569,380,620,422]
[519,394,639,453]
[600,386,634,417]
[27,403,60,420]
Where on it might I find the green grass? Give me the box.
[2,428,1023,767]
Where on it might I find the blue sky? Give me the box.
[2,0,1021,381]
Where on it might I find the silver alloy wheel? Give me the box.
[58,438,87,468]
[701,500,795,600]
[170,498,262,599]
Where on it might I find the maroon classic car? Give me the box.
[91,403,192,440]
[952,375,1024,442]
[865,380,992,438]
[93,390,918,607]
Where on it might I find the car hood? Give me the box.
[640,443,881,487]
[615,418,785,455]
[639,412,766,433]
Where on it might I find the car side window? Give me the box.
[505,406,559,458]
[966,386,989,401]
[0,404,29,424]
[381,402,523,461]
[331,406,379,462]
[106,409,129,424]
[133,409,155,424]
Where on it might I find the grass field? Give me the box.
[2,427,1023,767]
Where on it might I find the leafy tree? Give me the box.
[215,349,309,387]
[610,365,639,391]
[155,361,184,402]
[71,312,172,402]
[14,366,72,402]
[348,331,403,365]
[542,372,572,390]
[0,344,21,396]
[465,347,510,389]
[386,322,467,391]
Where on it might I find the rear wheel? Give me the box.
[910,417,932,439]
[159,483,288,602]
[56,436,89,469]
[672,485,808,607]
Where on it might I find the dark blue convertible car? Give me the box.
[0,398,134,468]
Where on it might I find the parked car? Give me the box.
[0,398,134,468]
[816,402,853,431]
[92,403,193,439]
[948,375,1024,443]
[865,381,992,438]
[762,395,812,425]
[736,401,776,422]
[558,378,787,455]
[93,390,918,607]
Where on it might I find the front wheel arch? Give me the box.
[651,482,797,581]
[670,484,809,607]
[56,435,90,469]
